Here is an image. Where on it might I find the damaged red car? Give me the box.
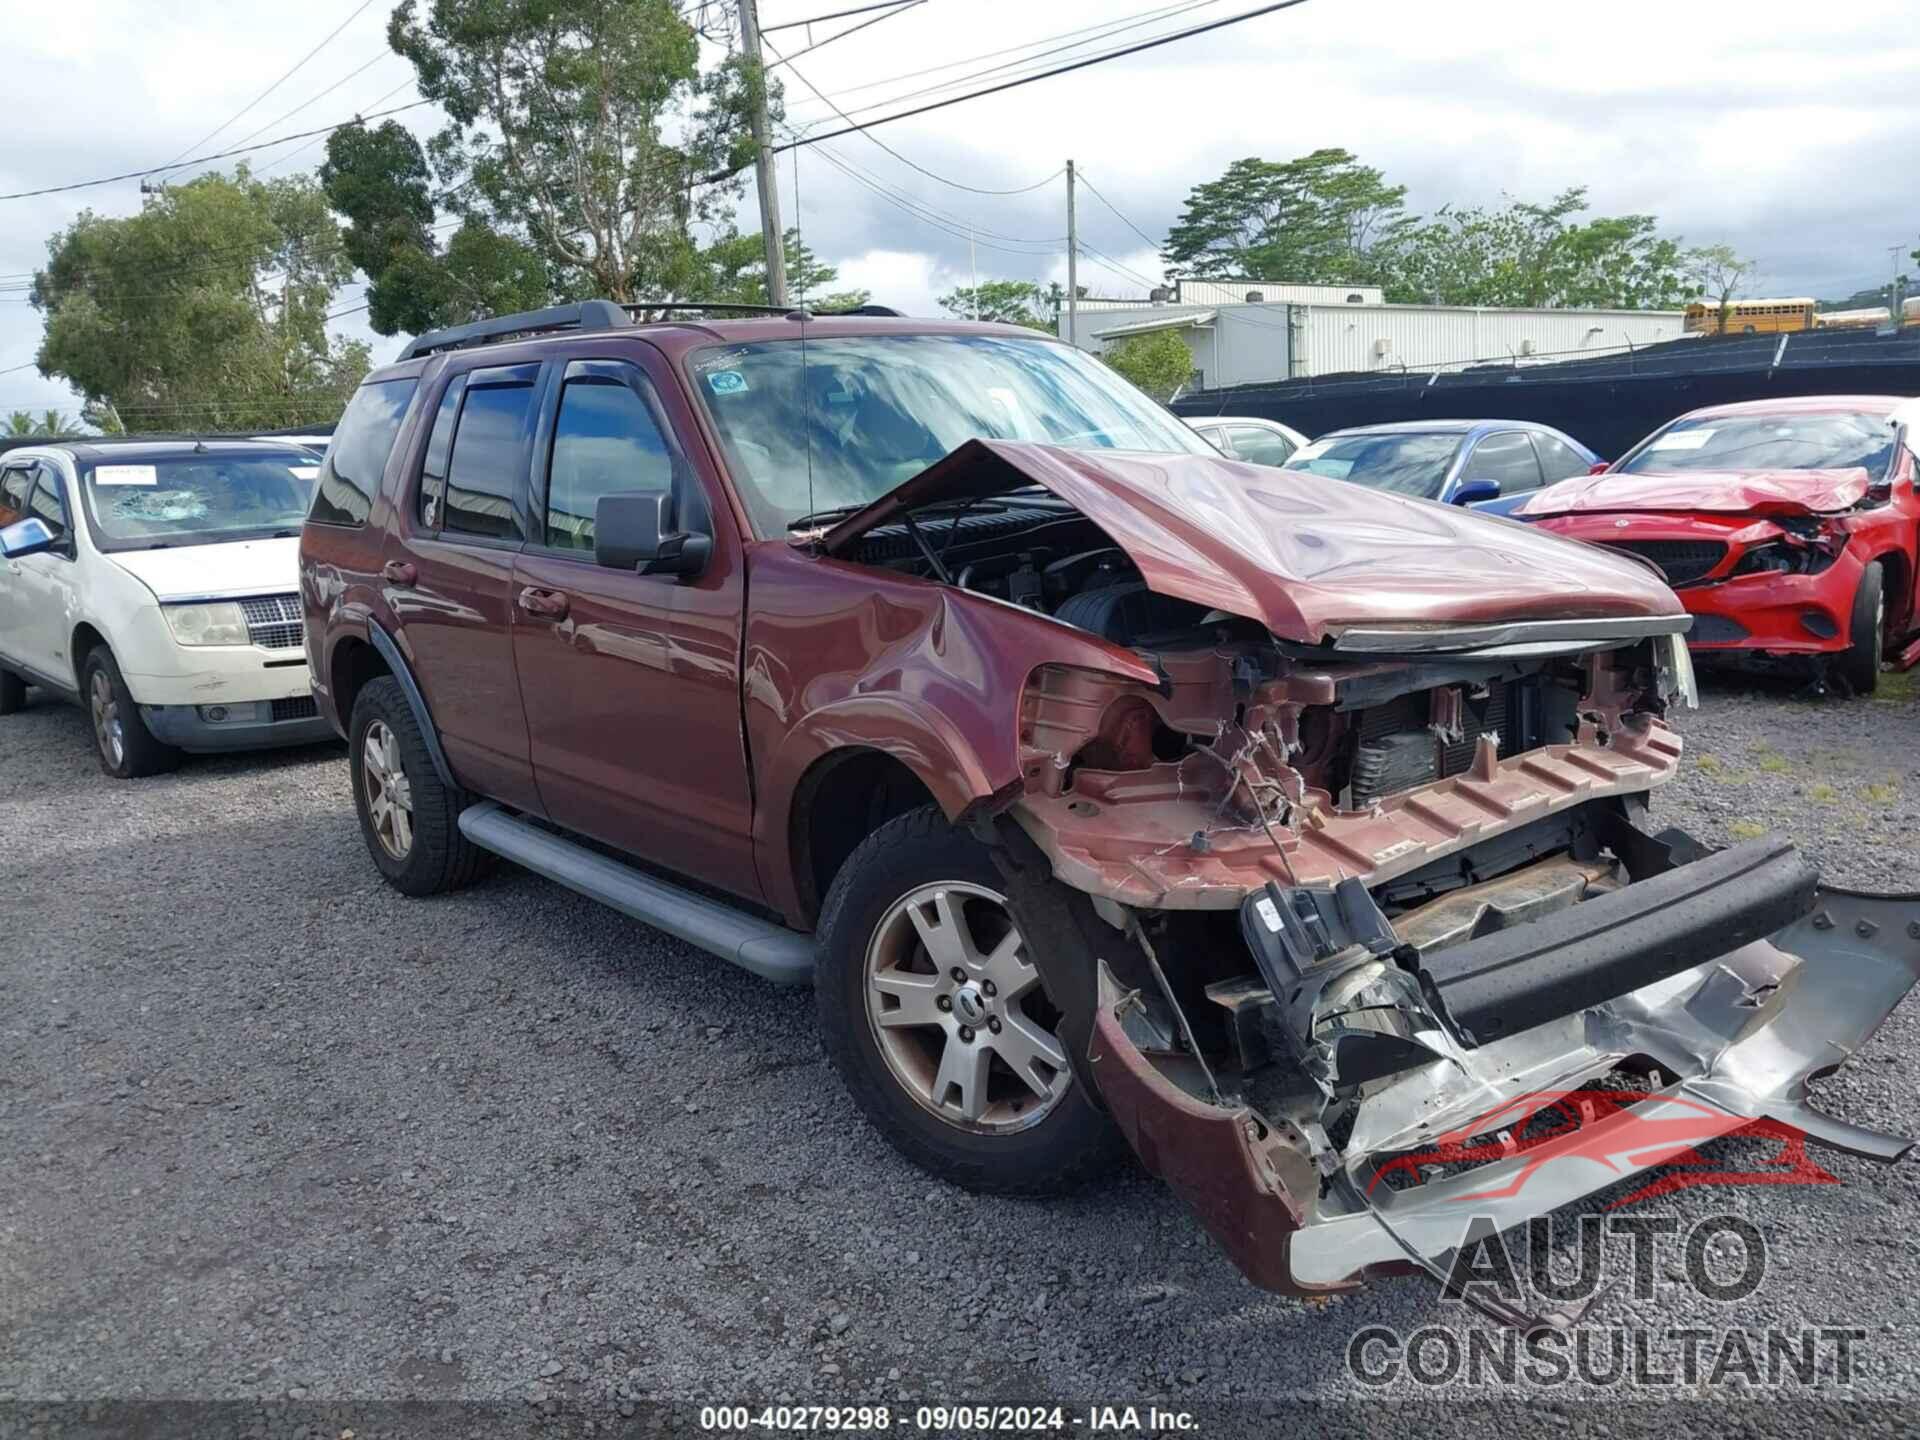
[1520,395,1920,693]
[299,304,1920,1320]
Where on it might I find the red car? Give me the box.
[1520,395,1920,693]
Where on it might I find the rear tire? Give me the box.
[0,668,24,715]
[348,675,489,896]
[1840,560,1884,697]
[82,648,181,779]
[815,805,1124,1197]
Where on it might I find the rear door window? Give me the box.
[442,365,539,543]
[1463,431,1544,492]
[542,362,675,552]
[309,377,418,527]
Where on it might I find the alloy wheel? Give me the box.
[89,669,124,769]
[863,881,1072,1134]
[361,719,415,860]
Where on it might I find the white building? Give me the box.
[1063,288,1690,391]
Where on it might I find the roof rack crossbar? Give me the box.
[398,300,630,361]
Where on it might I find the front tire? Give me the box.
[1840,560,1884,697]
[815,806,1124,1196]
[82,648,180,779]
[348,675,488,896]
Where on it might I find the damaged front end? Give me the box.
[1084,817,1920,1319]
[816,438,1917,1318]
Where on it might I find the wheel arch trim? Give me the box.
[361,622,458,791]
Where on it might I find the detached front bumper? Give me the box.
[1087,840,1920,1305]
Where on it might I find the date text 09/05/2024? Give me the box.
[698,1405,1200,1432]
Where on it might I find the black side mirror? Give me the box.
[594,491,711,578]
[0,516,59,559]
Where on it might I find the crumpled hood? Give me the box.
[820,440,1682,646]
[1520,467,1873,520]
[108,536,302,602]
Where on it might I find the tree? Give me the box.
[1162,150,1410,283]
[700,227,868,311]
[321,120,553,335]
[32,169,368,432]
[1687,244,1758,333]
[389,0,754,305]
[935,279,1052,328]
[1103,330,1192,402]
[1376,188,1692,310]
[5,410,82,437]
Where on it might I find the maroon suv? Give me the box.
[300,301,1919,1321]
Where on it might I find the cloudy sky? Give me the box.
[2,0,1916,419]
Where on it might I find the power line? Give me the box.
[769,0,927,66]
[761,32,1062,197]
[762,0,919,30]
[0,100,431,200]
[258,77,421,175]
[225,49,395,154]
[162,0,381,168]
[782,0,1215,119]
[708,0,1310,179]
[804,140,1062,256]
[1075,171,1163,251]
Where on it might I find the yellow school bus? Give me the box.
[1683,298,1818,335]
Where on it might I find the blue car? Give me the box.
[1280,419,1601,516]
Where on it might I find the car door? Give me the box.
[11,462,82,683]
[387,362,544,813]
[0,461,38,670]
[509,353,760,901]
[1456,430,1545,514]
[1225,423,1299,468]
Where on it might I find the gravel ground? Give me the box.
[3,671,1919,1437]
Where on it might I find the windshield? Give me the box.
[1617,412,1898,476]
[1281,431,1464,500]
[687,333,1213,534]
[78,452,319,551]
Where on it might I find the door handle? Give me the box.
[517,586,570,621]
[383,560,417,586]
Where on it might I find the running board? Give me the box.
[456,802,817,986]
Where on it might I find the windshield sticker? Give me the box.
[94,464,158,486]
[695,348,752,371]
[289,465,320,480]
[706,370,749,395]
[1648,429,1715,452]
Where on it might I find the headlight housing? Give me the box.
[163,601,251,647]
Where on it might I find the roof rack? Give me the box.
[398,300,629,361]
[396,298,914,362]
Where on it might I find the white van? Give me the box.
[0,439,335,777]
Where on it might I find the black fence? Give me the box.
[1171,326,1920,459]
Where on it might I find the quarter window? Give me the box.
[443,370,537,542]
[26,466,70,536]
[544,374,674,551]
[1226,424,1297,467]
[309,377,417,527]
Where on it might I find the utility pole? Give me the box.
[738,0,788,307]
[1065,159,1078,348]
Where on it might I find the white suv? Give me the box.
[0,439,336,777]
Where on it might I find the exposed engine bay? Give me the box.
[834,464,1919,1328]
